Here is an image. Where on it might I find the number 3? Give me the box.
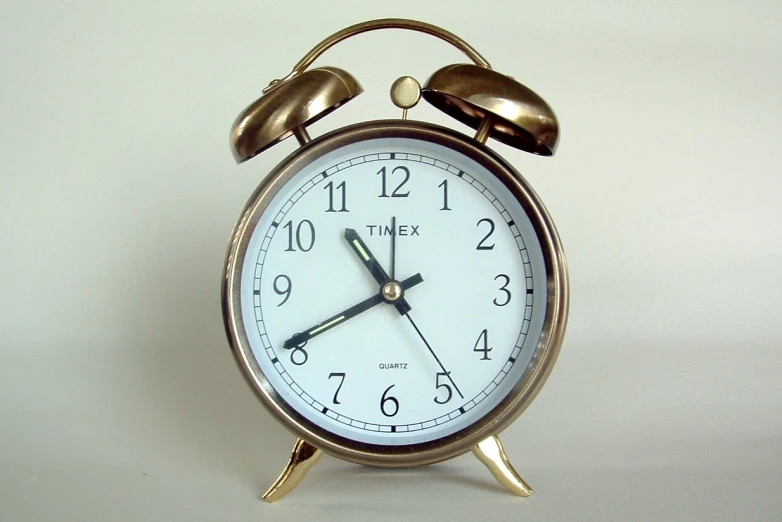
[493,274,511,306]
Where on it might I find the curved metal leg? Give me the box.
[472,435,533,497]
[262,438,322,503]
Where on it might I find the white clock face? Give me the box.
[238,134,548,446]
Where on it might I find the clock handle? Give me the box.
[264,18,492,94]
[472,435,533,497]
[262,438,322,503]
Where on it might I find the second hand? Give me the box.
[389,217,462,399]
[404,313,464,399]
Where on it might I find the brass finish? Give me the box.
[474,116,493,144]
[391,76,422,120]
[423,64,559,155]
[472,435,533,497]
[292,126,311,146]
[233,19,558,160]
[264,18,491,93]
[381,281,403,302]
[229,67,362,163]
[223,120,569,469]
[262,438,322,503]
[390,76,422,109]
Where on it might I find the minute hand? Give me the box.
[283,273,423,349]
[344,228,411,315]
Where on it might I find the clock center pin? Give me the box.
[381,281,403,302]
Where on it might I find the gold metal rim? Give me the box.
[222,120,568,468]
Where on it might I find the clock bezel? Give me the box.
[222,119,568,468]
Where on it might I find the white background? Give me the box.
[1,1,780,520]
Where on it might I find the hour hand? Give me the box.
[283,273,423,349]
[344,228,390,285]
[344,228,411,314]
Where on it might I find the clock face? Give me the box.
[231,124,550,449]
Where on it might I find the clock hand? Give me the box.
[283,273,423,349]
[375,219,462,397]
[348,225,460,396]
[404,313,464,399]
[345,227,392,285]
[344,228,411,315]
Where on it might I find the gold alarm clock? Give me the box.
[222,18,568,502]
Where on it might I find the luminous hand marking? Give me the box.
[282,273,423,349]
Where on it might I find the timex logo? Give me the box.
[365,224,420,236]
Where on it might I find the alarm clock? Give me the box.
[222,18,568,502]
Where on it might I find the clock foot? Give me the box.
[262,438,322,503]
[472,435,533,497]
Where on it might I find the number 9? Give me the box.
[273,274,292,306]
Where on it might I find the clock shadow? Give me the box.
[312,459,511,497]
[120,206,295,487]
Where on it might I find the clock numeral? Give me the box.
[476,218,495,250]
[289,341,308,366]
[434,372,453,404]
[272,274,292,306]
[283,219,316,252]
[473,329,492,360]
[324,180,348,212]
[377,166,410,198]
[380,384,400,417]
[438,179,451,211]
[493,274,511,307]
[328,372,345,404]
